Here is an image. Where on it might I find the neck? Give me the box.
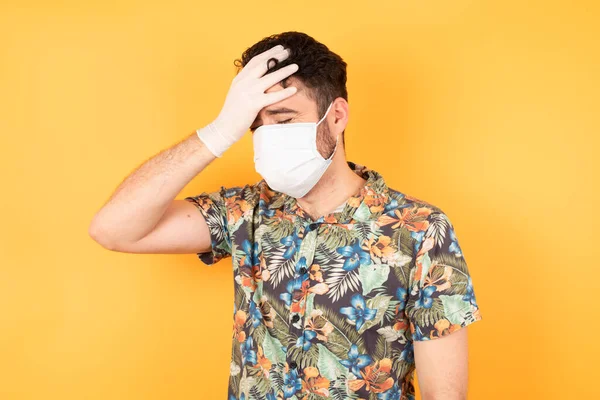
[296,152,366,221]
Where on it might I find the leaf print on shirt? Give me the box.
[185,162,482,400]
[358,295,394,334]
[265,231,304,288]
[324,266,361,303]
[359,262,390,297]
[261,330,287,364]
[316,343,351,382]
[425,212,450,249]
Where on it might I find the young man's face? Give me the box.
[250,77,338,159]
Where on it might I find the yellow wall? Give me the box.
[1,0,598,398]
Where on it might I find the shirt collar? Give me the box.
[266,161,391,225]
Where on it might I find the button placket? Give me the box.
[286,223,320,372]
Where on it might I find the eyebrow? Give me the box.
[251,107,298,129]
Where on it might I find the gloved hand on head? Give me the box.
[197,44,299,157]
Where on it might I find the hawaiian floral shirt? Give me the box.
[185,162,482,400]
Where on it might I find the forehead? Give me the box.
[261,77,316,115]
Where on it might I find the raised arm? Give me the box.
[88,135,217,254]
[88,44,299,254]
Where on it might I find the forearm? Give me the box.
[90,129,215,246]
[90,45,298,249]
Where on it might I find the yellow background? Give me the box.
[1,0,598,398]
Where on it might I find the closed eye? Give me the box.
[250,118,293,132]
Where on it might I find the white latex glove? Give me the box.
[197,44,299,157]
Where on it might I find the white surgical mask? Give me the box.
[253,101,338,198]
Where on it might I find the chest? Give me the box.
[230,215,413,321]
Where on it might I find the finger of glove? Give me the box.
[237,45,285,78]
[261,86,298,108]
[257,63,299,92]
[230,46,282,86]
[246,47,292,80]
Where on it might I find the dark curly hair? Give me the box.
[234,31,348,131]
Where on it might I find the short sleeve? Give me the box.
[184,187,233,265]
[405,210,482,341]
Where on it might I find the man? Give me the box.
[90,31,482,400]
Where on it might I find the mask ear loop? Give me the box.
[317,101,334,126]
[326,133,340,161]
[316,101,338,161]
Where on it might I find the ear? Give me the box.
[330,98,349,136]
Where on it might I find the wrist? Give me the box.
[190,130,218,160]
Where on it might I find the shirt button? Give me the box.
[289,361,298,369]
[299,267,307,274]
[291,314,300,323]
